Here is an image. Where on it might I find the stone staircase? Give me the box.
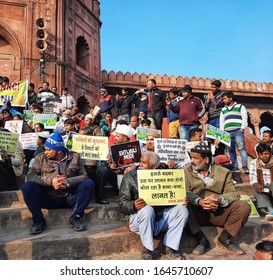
[1,185,273,260]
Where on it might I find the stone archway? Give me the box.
[0,23,21,82]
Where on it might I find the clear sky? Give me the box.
[100,0,273,83]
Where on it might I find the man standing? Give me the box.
[116,87,135,120]
[166,84,205,141]
[166,87,180,138]
[21,131,95,234]
[98,87,115,114]
[204,80,224,128]
[135,79,165,130]
[184,141,251,255]
[118,151,188,260]
[220,91,249,172]
[60,87,77,111]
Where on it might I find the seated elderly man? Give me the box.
[184,141,251,255]
[21,131,95,234]
[118,151,189,260]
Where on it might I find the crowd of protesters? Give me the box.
[1,75,272,260]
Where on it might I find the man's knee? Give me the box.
[138,205,155,219]
[174,204,189,219]
[78,178,95,193]
[232,200,251,216]
[21,181,40,195]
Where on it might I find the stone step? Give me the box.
[0,217,272,260]
[0,200,124,230]
[0,190,25,208]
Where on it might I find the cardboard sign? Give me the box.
[154,138,187,163]
[206,124,231,147]
[136,127,161,141]
[19,133,38,150]
[0,131,19,154]
[138,169,186,206]
[71,134,108,160]
[110,140,142,168]
[33,113,57,129]
[4,120,23,134]
[240,195,260,218]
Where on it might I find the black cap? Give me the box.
[211,80,221,88]
[181,84,192,93]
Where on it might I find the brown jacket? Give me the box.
[26,150,87,198]
[184,164,239,205]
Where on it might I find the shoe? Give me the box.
[192,242,210,255]
[70,215,86,231]
[95,199,109,205]
[242,167,249,173]
[231,167,240,172]
[141,247,153,260]
[259,207,270,214]
[165,247,186,260]
[30,220,46,235]
[265,210,273,221]
[217,239,245,255]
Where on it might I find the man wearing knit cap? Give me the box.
[184,141,251,256]
[21,131,95,234]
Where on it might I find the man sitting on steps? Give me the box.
[118,151,189,260]
[21,131,95,235]
[184,141,251,256]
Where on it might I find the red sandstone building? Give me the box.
[1,0,273,137]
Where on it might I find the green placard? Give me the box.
[33,113,57,129]
[206,124,231,146]
[0,131,19,154]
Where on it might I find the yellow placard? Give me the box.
[137,169,186,206]
[240,194,260,218]
[71,134,108,160]
[0,80,28,106]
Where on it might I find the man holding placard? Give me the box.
[118,151,189,260]
[184,141,251,255]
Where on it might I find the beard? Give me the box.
[191,161,208,172]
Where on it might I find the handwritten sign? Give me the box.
[137,169,186,206]
[136,127,161,141]
[240,195,260,218]
[110,141,142,168]
[71,134,108,160]
[206,124,231,147]
[0,80,28,106]
[154,138,187,163]
[4,120,23,134]
[19,133,38,150]
[33,113,57,129]
[0,131,19,154]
